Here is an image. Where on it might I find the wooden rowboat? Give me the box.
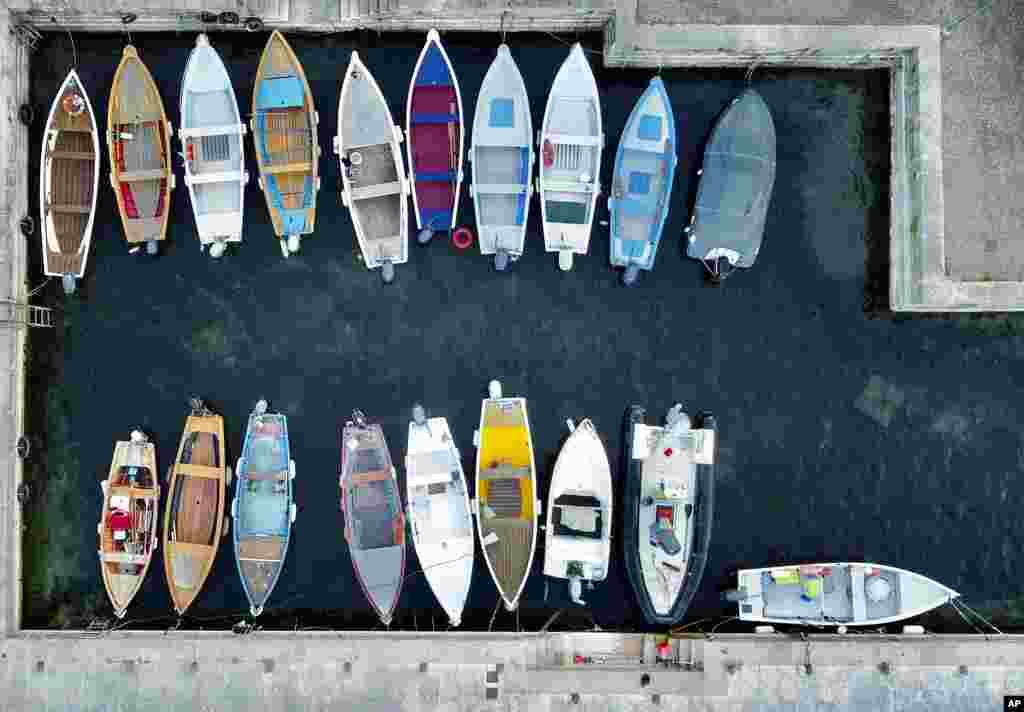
[98,430,159,619]
[472,380,539,611]
[252,31,320,258]
[40,69,99,295]
[107,45,175,256]
[406,29,464,244]
[162,399,231,616]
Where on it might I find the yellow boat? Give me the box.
[97,430,159,619]
[107,45,174,255]
[472,380,539,610]
[162,399,231,616]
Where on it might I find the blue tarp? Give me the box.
[255,76,305,110]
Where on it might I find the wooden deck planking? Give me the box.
[173,476,218,546]
[481,519,533,599]
[239,536,284,561]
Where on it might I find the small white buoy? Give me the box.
[558,250,573,272]
[412,404,427,426]
[279,238,290,258]
[902,625,926,635]
[488,380,502,399]
[146,240,158,256]
[209,241,226,259]
[130,430,146,443]
[287,234,301,253]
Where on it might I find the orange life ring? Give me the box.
[452,226,474,249]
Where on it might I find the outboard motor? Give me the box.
[417,227,434,245]
[706,255,734,285]
[494,249,510,272]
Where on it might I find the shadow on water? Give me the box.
[19,30,1024,633]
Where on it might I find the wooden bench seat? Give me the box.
[264,161,312,176]
[50,151,95,161]
[117,168,167,183]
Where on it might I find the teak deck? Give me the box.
[106,45,173,245]
[162,413,227,615]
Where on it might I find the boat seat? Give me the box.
[186,170,246,186]
[50,150,94,161]
[476,183,527,194]
[350,181,403,201]
[545,133,601,147]
[49,204,91,214]
[415,170,456,182]
[617,196,658,218]
[180,123,246,139]
[245,470,288,481]
[101,552,148,564]
[542,179,594,194]
[264,161,312,176]
[118,168,167,183]
[411,112,458,125]
[174,463,223,480]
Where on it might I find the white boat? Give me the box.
[469,45,534,272]
[39,69,99,295]
[179,34,248,258]
[406,29,464,244]
[538,43,603,272]
[728,563,959,627]
[542,418,611,605]
[335,51,409,284]
[405,405,474,627]
[472,380,540,610]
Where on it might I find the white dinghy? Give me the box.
[543,418,612,605]
[335,52,409,284]
[469,45,534,272]
[538,43,602,272]
[405,405,474,627]
[179,34,248,258]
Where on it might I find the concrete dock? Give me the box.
[2,0,1024,708]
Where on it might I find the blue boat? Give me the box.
[608,77,677,286]
[251,31,320,259]
[232,399,296,617]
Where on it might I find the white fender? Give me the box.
[332,136,340,155]
[108,174,117,190]
[239,122,248,136]
[249,118,256,133]
[169,173,177,191]
[100,480,108,493]
[316,177,321,192]
[473,430,480,447]
[536,499,542,516]
[468,184,474,198]
[96,522,102,535]
[231,497,238,519]
[289,503,297,523]
[257,176,264,190]
[341,191,349,207]
[470,498,478,516]
[393,125,404,144]
[289,460,296,480]
[314,110,320,126]
[243,171,250,186]
[166,120,174,138]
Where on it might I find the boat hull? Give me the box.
[470,45,533,262]
[340,414,405,625]
[685,89,776,277]
[40,69,99,285]
[539,43,602,264]
[609,77,677,275]
[733,563,959,627]
[406,415,474,626]
[162,409,227,616]
[180,34,247,251]
[98,434,159,618]
[252,32,319,243]
[473,385,539,610]
[406,30,464,234]
[106,46,174,247]
[623,406,716,625]
[232,403,294,616]
[543,419,612,598]
[336,52,409,274]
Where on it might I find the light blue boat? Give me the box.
[232,399,296,617]
[608,77,677,286]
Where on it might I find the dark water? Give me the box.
[23,30,1021,633]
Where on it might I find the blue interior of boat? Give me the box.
[256,76,304,110]
[416,170,457,182]
[628,171,651,195]
[638,114,663,142]
[489,98,514,128]
[416,42,451,86]
[261,172,312,235]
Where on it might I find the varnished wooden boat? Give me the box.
[97,430,159,619]
[472,380,539,611]
[252,31,320,258]
[162,399,231,616]
[40,69,99,295]
[107,45,175,256]
[232,399,296,617]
